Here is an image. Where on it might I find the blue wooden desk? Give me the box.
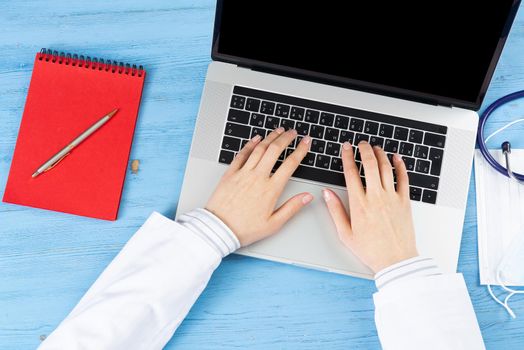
[1,1,524,348]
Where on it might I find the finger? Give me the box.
[243,127,285,169]
[273,135,311,185]
[358,141,382,192]
[372,146,395,192]
[227,134,262,173]
[341,142,365,200]
[270,192,314,229]
[322,189,353,246]
[393,153,410,198]
[256,129,298,174]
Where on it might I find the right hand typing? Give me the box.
[322,141,419,273]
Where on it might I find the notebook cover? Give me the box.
[3,50,145,220]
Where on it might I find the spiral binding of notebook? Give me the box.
[37,48,144,77]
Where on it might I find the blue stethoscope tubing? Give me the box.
[477,90,524,182]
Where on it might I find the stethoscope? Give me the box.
[477,90,524,185]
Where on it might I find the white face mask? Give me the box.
[474,138,524,319]
[487,229,524,318]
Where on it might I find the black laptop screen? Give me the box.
[214,1,517,108]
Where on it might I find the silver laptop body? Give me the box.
[176,2,520,278]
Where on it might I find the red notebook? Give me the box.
[3,49,145,220]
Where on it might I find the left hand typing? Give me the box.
[206,127,313,246]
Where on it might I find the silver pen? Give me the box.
[32,109,118,178]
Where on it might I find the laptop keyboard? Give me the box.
[219,86,447,205]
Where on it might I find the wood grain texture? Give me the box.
[1,1,524,349]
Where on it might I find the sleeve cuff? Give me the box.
[177,208,240,258]
[374,256,443,290]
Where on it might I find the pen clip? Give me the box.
[44,152,70,172]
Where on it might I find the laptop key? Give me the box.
[290,106,305,121]
[301,152,316,166]
[402,156,416,171]
[414,145,429,159]
[228,109,250,124]
[309,125,325,138]
[319,112,335,126]
[245,98,260,112]
[349,118,364,132]
[292,165,346,187]
[364,121,379,135]
[296,122,310,135]
[265,116,281,130]
[335,115,349,129]
[399,142,414,156]
[424,132,446,148]
[219,150,234,164]
[241,139,248,149]
[416,159,430,174]
[225,122,251,139]
[339,130,355,144]
[429,147,444,176]
[369,136,384,148]
[250,113,265,127]
[230,95,246,109]
[260,101,275,115]
[305,110,320,123]
[409,129,424,143]
[311,139,326,153]
[315,154,331,169]
[422,189,437,204]
[221,136,241,151]
[409,187,422,201]
[331,157,343,172]
[355,133,369,144]
[408,172,439,190]
[379,124,394,138]
[384,139,399,153]
[394,126,409,141]
[280,118,295,130]
[325,128,339,142]
[275,104,290,118]
[251,127,266,138]
[326,142,341,156]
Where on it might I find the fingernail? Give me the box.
[290,129,298,135]
[393,153,403,162]
[276,127,285,134]
[251,134,262,142]
[302,135,312,145]
[343,142,351,150]
[359,140,368,145]
[322,189,331,202]
[302,193,314,204]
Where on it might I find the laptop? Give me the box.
[177,1,520,278]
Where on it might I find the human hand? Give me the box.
[323,141,418,273]
[206,128,313,247]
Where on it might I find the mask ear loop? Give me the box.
[487,283,516,318]
[484,118,524,143]
[487,262,524,319]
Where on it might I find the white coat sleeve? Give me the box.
[39,208,240,350]
[373,256,485,350]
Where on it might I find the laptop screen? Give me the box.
[213,1,519,109]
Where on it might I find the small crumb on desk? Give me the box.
[131,159,140,174]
